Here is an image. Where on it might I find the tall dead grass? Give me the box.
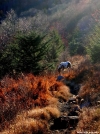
[0,73,71,133]
[52,85,72,101]
[1,105,60,134]
[1,55,100,133]
[71,107,100,134]
[63,55,100,106]
[1,119,48,134]
[78,70,100,105]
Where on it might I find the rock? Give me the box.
[50,114,79,131]
[50,116,69,130]
[67,116,79,120]
[67,95,77,104]
[56,76,64,81]
[65,81,81,95]
[96,101,100,105]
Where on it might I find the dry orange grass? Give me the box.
[1,55,100,133]
[63,70,76,81]
[0,73,63,106]
[71,107,100,134]
[1,105,60,134]
[69,55,88,69]
[53,85,72,101]
[0,73,70,133]
[1,119,48,134]
[27,106,60,121]
[44,106,61,119]
[78,70,100,105]
[59,55,92,83]
[62,55,100,106]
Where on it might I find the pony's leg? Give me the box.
[58,66,63,75]
[58,67,61,75]
[60,65,65,75]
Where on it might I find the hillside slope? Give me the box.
[0,55,100,134]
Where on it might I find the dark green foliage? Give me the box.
[0,31,64,77]
[86,24,100,63]
[0,32,48,76]
[45,30,64,70]
[68,28,85,56]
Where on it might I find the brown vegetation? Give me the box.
[0,55,100,134]
[72,107,100,134]
[0,72,70,133]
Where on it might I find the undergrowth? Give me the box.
[0,55,100,133]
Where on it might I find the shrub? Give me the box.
[68,28,85,56]
[86,24,100,63]
[0,30,64,77]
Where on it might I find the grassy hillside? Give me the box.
[0,1,100,133]
[0,55,100,134]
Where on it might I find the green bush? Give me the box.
[86,24,100,63]
[0,31,64,77]
[68,28,85,56]
[45,30,64,70]
[0,32,49,75]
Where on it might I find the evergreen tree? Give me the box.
[45,30,64,70]
[0,32,49,76]
[86,24,100,63]
[68,28,85,56]
[0,31,64,77]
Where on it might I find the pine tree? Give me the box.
[0,31,64,77]
[0,32,49,76]
[86,24,100,63]
[69,28,85,56]
[44,30,64,70]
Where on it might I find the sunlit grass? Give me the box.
[72,107,100,134]
[0,55,100,133]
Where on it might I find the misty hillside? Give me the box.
[0,0,100,37]
[0,0,70,18]
[1,0,100,25]
[0,0,100,49]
